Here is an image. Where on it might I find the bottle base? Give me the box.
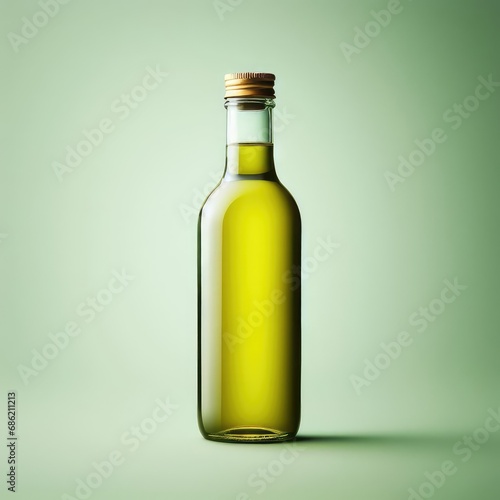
[204,427,296,443]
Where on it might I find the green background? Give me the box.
[1,0,499,498]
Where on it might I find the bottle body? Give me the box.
[198,83,301,443]
[198,151,301,442]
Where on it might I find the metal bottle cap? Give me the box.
[224,72,276,99]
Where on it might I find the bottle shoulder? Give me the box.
[200,178,300,223]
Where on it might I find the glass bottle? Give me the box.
[198,73,301,442]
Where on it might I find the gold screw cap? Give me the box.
[224,72,276,99]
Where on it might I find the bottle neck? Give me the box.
[224,98,276,179]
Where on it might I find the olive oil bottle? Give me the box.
[198,73,301,442]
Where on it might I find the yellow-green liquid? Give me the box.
[198,144,301,442]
